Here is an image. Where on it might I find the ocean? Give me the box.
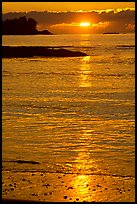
[2,34,135,178]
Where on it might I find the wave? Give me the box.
[116,45,135,49]
[10,71,135,78]
[2,165,134,179]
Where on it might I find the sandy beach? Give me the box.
[2,170,135,202]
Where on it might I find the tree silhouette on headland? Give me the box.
[2,16,53,35]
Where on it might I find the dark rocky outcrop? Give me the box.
[2,46,88,58]
[37,30,53,35]
[2,16,53,35]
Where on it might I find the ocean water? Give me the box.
[2,34,135,178]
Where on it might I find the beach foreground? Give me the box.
[2,170,135,202]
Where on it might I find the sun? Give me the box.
[80,22,91,27]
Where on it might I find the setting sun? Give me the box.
[80,22,91,27]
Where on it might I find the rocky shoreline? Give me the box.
[2,46,88,58]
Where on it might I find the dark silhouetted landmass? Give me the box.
[2,46,88,58]
[103,32,119,34]
[2,16,53,35]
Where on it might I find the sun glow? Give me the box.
[80,22,91,27]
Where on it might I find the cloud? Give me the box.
[2,8,135,34]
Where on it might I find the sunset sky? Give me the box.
[2,2,135,34]
[2,2,135,13]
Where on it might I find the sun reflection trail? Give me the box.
[79,56,92,87]
[71,129,98,201]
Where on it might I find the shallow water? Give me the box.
[2,34,135,178]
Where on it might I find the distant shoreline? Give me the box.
[103,32,119,34]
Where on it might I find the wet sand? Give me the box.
[2,170,135,202]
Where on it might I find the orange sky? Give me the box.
[2,2,135,13]
[2,2,135,34]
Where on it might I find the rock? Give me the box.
[37,30,53,35]
[2,46,88,58]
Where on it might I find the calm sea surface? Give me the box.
[2,34,135,177]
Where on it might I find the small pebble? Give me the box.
[96,184,101,187]
[63,195,67,199]
[43,184,50,187]
[67,186,73,190]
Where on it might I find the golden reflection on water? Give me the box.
[72,174,92,201]
[71,128,97,201]
[79,56,92,87]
